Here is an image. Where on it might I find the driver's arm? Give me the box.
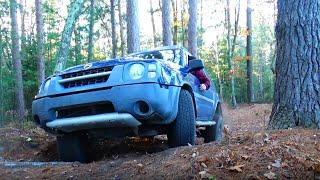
[192,70,211,90]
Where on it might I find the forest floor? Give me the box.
[0,104,319,179]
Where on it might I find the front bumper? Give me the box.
[32,83,180,133]
[46,113,141,133]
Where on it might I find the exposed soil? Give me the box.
[0,103,319,179]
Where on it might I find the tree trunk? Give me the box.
[110,0,117,58]
[19,0,26,51]
[87,0,95,62]
[258,52,264,100]
[268,0,320,129]
[162,0,173,46]
[149,0,157,47]
[10,0,26,120]
[171,0,178,45]
[214,37,223,102]
[74,24,81,64]
[35,0,45,84]
[181,1,187,47]
[246,0,253,103]
[226,0,238,108]
[187,0,197,56]
[126,0,140,54]
[55,0,85,72]
[0,34,4,122]
[118,0,125,56]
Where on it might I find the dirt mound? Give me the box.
[0,104,319,179]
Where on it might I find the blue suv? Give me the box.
[32,46,223,162]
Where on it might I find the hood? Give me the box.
[60,58,158,74]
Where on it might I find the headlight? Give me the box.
[129,64,145,80]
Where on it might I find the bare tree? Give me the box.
[74,24,81,64]
[126,0,140,53]
[171,0,178,45]
[187,0,197,56]
[9,0,25,120]
[149,0,157,47]
[118,0,125,56]
[19,0,26,49]
[226,0,240,108]
[35,0,45,84]
[87,0,95,62]
[268,0,320,129]
[110,0,117,58]
[55,0,85,72]
[162,0,173,46]
[246,0,253,102]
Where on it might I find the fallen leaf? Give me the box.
[201,162,207,168]
[196,155,209,163]
[271,159,281,168]
[241,155,250,160]
[228,164,245,172]
[199,170,212,179]
[264,172,276,179]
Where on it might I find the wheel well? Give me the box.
[181,84,197,118]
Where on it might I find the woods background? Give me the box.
[0,0,276,125]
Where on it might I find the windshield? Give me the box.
[129,49,181,64]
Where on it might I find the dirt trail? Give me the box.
[0,104,319,179]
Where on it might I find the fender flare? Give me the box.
[180,83,198,118]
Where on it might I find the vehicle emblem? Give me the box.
[84,63,93,70]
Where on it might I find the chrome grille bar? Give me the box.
[59,71,111,84]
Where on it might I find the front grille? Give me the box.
[60,66,113,88]
[56,102,115,119]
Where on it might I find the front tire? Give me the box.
[167,89,196,147]
[57,133,89,163]
[203,104,223,143]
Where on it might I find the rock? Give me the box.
[264,172,276,179]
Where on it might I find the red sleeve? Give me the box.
[192,70,211,90]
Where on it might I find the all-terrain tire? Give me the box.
[167,89,196,147]
[203,104,223,143]
[57,133,89,163]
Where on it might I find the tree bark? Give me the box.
[19,0,26,61]
[162,0,173,46]
[35,0,45,84]
[187,0,197,56]
[87,0,95,62]
[149,0,157,47]
[0,34,4,122]
[73,24,81,64]
[268,0,320,129]
[118,0,125,56]
[171,0,178,45]
[10,0,26,120]
[246,0,253,103]
[55,0,85,72]
[110,0,117,58]
[126,0,140,54]
[226,0,239,108]
[258,52,264,100]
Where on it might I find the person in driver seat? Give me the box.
[188,55,211,91]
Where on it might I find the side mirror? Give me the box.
[188,59,204,72]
